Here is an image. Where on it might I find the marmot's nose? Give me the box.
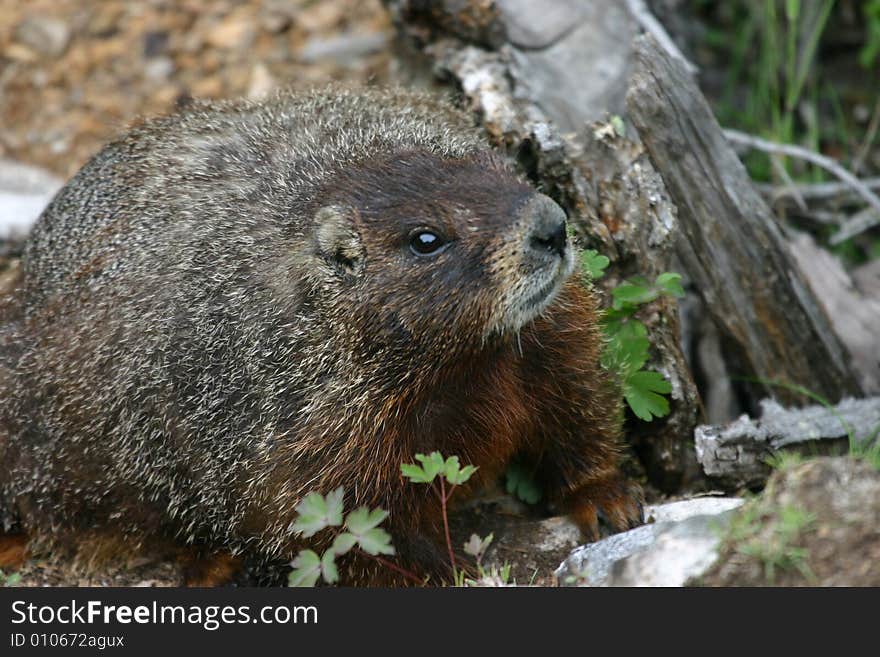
[524,195,568,259]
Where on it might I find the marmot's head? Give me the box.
[122,87,574,367]
[305,148,574,363]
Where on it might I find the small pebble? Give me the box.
[15,16,71,58]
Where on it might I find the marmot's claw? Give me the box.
[568,476,644,542]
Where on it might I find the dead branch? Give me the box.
[695,397,880,489]
[723,128,880,219]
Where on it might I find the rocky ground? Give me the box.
[0,0,392,179]
[698,457,880,587]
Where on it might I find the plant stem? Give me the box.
[438,477,457,575]
[354,548,424,586]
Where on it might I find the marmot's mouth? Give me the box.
[511,254,574,328]
[485,248,575,339]
[523,274,563,312]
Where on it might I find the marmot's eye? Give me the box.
[409,230,447,256]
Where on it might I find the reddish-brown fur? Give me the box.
[250,279,639,586]
[0,533,28,571]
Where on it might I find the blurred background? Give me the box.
[0,0,393,179]
[0,0,878,262]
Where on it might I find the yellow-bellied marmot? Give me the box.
[0,87,641,585]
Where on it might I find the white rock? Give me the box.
[609,514,729,586]
[644,497,744,523]
[299,32,388,64]
[15,17,71,58]
[0,160,63,240]
[556,497,744,586]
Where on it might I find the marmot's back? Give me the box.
[22,88,483,306]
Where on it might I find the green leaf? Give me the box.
[401,452,446,483]
[463,533,494,558]
[601,306,635,324]
[610,115,626,138]
[602,319,650,375]
[504,462,542,504]
[580,249,610,280]
[655,272,685,298]
[442,455,462,483]
[291,487,345,538]
[418,452,446,478]
[356,528,396,556]
[443,456,478,485]
[320,550,339,584]
[288,550,322,587]
[400,463,431,483]
[611,278,657,310]
[451,464,477,485]
[345,507,389,535]
[623,370,672,421]
[330,532,357,556]
[343,507,395,555]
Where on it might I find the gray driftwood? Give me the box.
[626,35,864,404]
[695,397,880,489]
[386,0,702,490]
[788,232,880,394]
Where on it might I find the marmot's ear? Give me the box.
[313,205,365,279]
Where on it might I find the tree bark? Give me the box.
[695,397,880,490]
[625,35,864,406]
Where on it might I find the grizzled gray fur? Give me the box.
[0,88,485,558]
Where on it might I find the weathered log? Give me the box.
[695,397,880,489]
[788,232,880,394]
[626,35,864,405]
[386,1,702,490]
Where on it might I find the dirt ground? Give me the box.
[0,0,393,179]
[697,457,880,587]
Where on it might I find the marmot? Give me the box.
[0,87,642,585]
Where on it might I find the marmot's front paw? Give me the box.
[566,475,644,541]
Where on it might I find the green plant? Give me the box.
[458,533,512,586]
[287,487,404,586]
[0,569,21,587]
[860,0,880,67]
[735,504,816,583]
[401,452,478,581]
[851,424,880,471]
[581,249,682,422]
[764,450,806,471]
[288,453,482,586]
[504,461,542,505]
[708,0,839,182]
